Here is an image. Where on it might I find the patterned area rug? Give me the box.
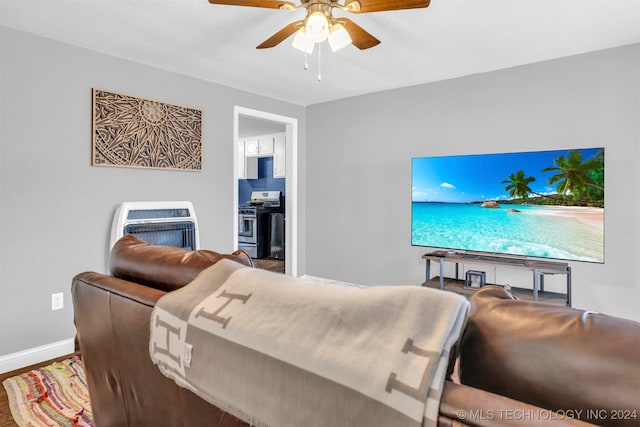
[2,356,94,426]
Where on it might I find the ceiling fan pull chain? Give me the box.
[317,43,322,82]
[303,52,309,71]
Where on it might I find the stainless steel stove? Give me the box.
[238,191,284,259]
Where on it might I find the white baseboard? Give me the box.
[0,338,75,374]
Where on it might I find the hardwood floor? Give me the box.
[253,258,285,274]
[0,354,74,426]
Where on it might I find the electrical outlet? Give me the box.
[51,293,64,311]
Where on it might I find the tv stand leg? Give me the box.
[424,258,445,290]
[533,269,541,301]
[566,266,572,307]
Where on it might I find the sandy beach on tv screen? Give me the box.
[532,206,604,229]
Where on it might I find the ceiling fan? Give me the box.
[208,0,431,53]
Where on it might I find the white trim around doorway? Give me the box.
[233,106,298,277]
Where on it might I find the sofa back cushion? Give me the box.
[459,286,640,426]
[110,234,254,292]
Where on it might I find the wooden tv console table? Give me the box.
[422,252,572,306]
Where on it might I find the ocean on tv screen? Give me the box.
[411,202,603,263]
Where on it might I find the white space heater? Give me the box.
[110,201,200,251]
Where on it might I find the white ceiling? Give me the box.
[2,0,639,106]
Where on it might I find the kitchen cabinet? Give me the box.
[239,133,285,179]
[273,134,286,178]
[238,139,258,179]
[245,137,274,157]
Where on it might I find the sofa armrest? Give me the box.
[439,382,594,427]
[72,272,172,425]
[73,271,166,307]
[72,271,244,426]
[459,286,640,426]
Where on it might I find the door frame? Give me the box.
[233,106,298,276]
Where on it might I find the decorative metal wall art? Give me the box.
[92,89,202,170]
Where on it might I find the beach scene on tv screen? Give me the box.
[411,147,604,263]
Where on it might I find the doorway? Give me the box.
[233,106,298,276]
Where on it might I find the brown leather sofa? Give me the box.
[72,235,639,426]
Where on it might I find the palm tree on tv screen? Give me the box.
[542,149,604,203]
[501,149,604,206]
[501,170,536,200]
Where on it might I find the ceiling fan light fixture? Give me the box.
[292,27,315,54]
[328,22,352,52]
[306,11,329,43]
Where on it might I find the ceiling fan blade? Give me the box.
[340,18,380,50]
[256,20,304,49]
[208,0,296,10]
[346,0,430,13]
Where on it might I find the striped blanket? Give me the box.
[150,260,469,427]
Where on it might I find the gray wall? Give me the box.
[1,26,638,360]
[305,44,640,321]
[0,27,306,356]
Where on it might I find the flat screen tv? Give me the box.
[411,147,604,263]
